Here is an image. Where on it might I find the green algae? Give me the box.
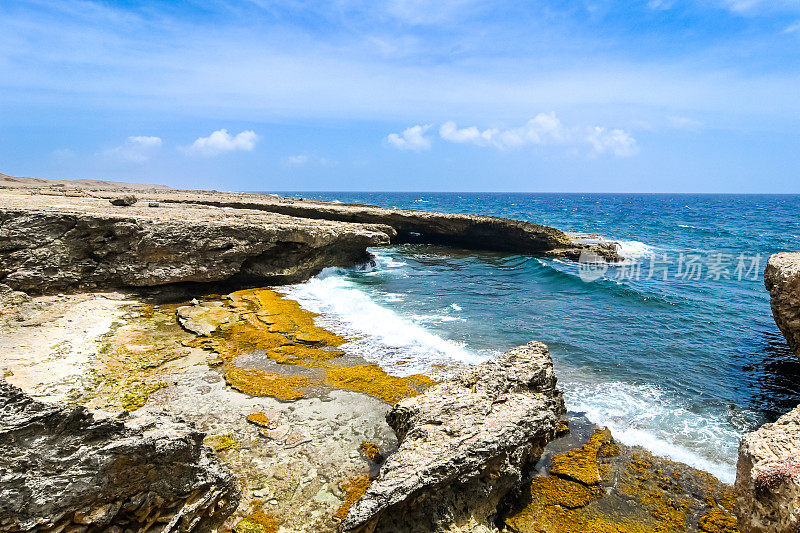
[204,434,237,452]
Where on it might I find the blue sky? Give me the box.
[1,0,799,192]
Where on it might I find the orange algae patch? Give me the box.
[188,288,346,365]
[505,428,738,533]
[325,364,436,404]
[246,411,279,429]
[333,475,373,522]
[550,427,618,485]
[359,441,384,463]
[225,366,310,401]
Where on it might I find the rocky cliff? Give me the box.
[765,252,800,357]
[341,341,565,533]
[0,381,239,532]
[733,252,800,532]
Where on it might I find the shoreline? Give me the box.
[0,176,794,531]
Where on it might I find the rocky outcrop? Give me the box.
[765,252,800,357]
[0,192,394,293]
[0,381,239,532]
[736,404,800,532]
[341,341,565,533]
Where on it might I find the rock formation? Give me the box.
[736,404,800,532]
[341,341,565,533]
[0,381,239,532]
[764,252,800,357]
[0,192,393,293]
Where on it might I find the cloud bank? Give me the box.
[393,113,638,157]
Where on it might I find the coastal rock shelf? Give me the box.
[0,191,393,293]
[0,382,240,532]
[765,252,800,357]
[342,341,566,533]
[0,184,619,294]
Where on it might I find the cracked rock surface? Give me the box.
[0,381,240,532]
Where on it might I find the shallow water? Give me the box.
[270,192,800,483]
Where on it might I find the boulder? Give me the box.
[765,252,800,357]
[0,381,240,532]
[736,404,800,532]
[110,195,138,207]
[341,341,566,533]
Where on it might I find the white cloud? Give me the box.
[668,115,704,131]
[283,154,337,167]
[440,113,567,149]
[184,129,259,157]
[105,135,162,163]
[784,21,800,33]
[438,113,637,157]
[586,127,639,157]
[285,154,309,166]
[52,148,75,160]
[386,124,432,151]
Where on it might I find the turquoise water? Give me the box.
[272,192,800,482]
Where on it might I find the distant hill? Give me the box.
[0,172,171,191]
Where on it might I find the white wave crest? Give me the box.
[615,240,657,259]
[282,275,486,375]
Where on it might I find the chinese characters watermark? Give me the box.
[577,251,762,283]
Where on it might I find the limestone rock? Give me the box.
[110,195,138,207]
[0,381,240,532]
[736,404,800,532]
[177,302,234,336]
[341,341,566,533]
[765,252,800,357]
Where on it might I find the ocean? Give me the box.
[267,192,800,483]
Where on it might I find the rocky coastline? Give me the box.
[1,177,792,532]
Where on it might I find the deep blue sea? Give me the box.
[268,192,800,483]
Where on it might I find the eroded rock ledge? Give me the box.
[0,381,240,532]
[341,341,565,533]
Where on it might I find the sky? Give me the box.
[1,0,799,192]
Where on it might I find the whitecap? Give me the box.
[281,275,486,375]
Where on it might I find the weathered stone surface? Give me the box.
[736,404,800,532]
[0,381,240,532]
[341,341,565,533]
[0,191,394,293]
[765,252,800,357]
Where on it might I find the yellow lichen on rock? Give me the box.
[232,501,279,533]
[225,366,310,401]
[505,428,740,533]
[204,434,237,452]
[359,441,384,463]
[698,509,738,533]
[550,427,618,485]
[333,475,373,522]
[87,303,206,411]
[325,364,435,404]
